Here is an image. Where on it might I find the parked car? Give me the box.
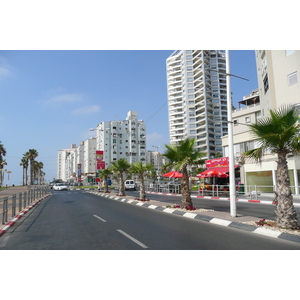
[125,180,136,191]
[53,183,68,191]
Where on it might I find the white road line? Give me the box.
[93,215,107,222]
[117,229,148,249]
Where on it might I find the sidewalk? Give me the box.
[0,186,29,200]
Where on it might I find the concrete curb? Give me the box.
[89,191,300,244]
[0,193,52,237]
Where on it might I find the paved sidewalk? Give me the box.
[0,186,30,199]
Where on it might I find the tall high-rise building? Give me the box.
[166,50,227,159]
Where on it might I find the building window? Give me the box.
[263,74,269,93]
[286,50,295,56]
[245,116,251,123]
[288,72,298,86]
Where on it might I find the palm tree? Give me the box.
[20,157,29,186]
[109,158,131,196]
[24,149,39,185]
[32,161,44,185]
[163,138,206,208]
[98,169,113,193]
[130,162,154,200]
[0,141,7,187]
[244,105,300,229]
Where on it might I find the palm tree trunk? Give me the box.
[25,167,28,185]
[30,160,33,185]
[105,176,109,193]
[140,175,146,200]
[119,173,125,196]
[22,167,25,186]
[274,152,299,229]
[181,165,193,208]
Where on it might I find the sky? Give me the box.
[0,50,258,185]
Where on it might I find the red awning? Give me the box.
[206,165,239,173]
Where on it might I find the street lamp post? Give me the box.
[225,50,249,217]
[226,50,236,217]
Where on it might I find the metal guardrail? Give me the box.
[0,187,49,225]
[145,183,181,194]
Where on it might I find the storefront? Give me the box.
[243,155,300,194]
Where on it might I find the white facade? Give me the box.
[96,111,146,168]
[222,50,300,193]
[166,50,227,158]
[146,151,163,175]
[256,50,300,115]
[83,137,97,177]
[57,144,77,181]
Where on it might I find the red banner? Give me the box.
[205,157,229,168]
[96,151,106,170]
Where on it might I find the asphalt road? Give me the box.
[1,190,300,250]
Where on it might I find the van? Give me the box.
[125,180,136,191]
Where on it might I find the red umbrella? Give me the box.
[196,169,229,178]
[197,169,229,187]
[163,171,183,178]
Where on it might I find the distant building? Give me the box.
[146,151,164,175]
[96,111,146,168]
[57,144,77,181]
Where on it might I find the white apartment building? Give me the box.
[82,137,97,181]
[96,111,146,168]
[146,151,163,175]
[166,50,228,158]
[57,144,77,181]
[57,139,96,183]
[222,50,300,194]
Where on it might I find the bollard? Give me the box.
[19,192,22,213]
[12,194,16,218]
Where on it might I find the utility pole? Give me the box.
[225,50,249,217]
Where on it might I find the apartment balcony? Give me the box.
[169,103,183,111]
[170,131,185,138]
[169,110,184,117]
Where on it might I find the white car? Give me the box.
[53,183,68,191]
[125,180,136,191]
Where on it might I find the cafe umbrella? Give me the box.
[162,171,183,178]
[196,169,229,187]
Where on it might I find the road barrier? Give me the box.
[0,186,49,225]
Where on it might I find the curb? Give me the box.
[89,191,300,244]
[0,193,52,237]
